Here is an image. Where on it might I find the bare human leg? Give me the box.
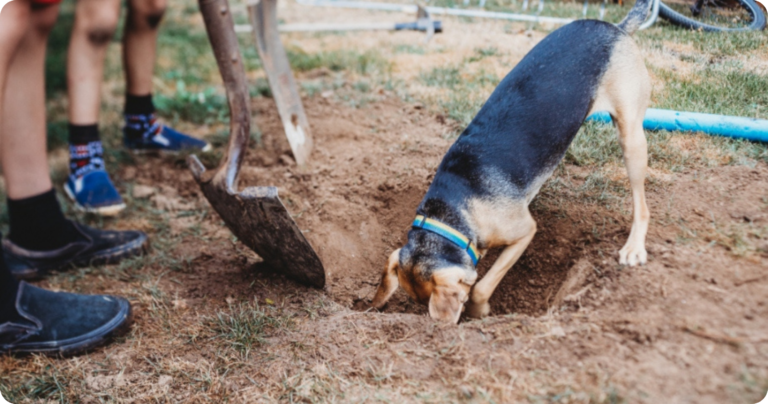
[0,1,59,200]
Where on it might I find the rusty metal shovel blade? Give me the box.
[192,0,325,288]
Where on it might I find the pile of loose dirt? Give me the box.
[242,95,451,315]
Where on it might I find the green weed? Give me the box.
[287,48,391,75]
[639,27,768,57]
[157,22,218,85]
[419,65,500,130]
[208,301,293,358]
[0,364,75,403]
[655,67,768,119]
[394,44,427,55]
[467,46,499,63]
[154,81,228,125]
[420,66,463,88]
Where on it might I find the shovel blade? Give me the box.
[249,0,314,166]
[190,156,325,288]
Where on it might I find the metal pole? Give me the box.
[295,0,575,25]
[235,22,397,32]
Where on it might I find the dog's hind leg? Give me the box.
[615,109,650,266]
[593,36,651,266]
[465,213,537,318]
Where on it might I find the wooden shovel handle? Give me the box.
[199,0,251,192]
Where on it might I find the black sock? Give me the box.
[8,189,83,251]
[125,93,155,116]
[69,124,104,179]
[0,235,21,324]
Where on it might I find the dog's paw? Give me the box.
[465,300,490,319]
[619,243,647,266]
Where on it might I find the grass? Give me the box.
[0,362,76,403]
[154,81,229,125]
[654,67,768,119]
[287,48,392,75]
[427,0,635,23]
[419,65,500,130]
[638,26,768,57]
[208,301,294,358]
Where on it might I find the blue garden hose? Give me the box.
[586,108,768,143]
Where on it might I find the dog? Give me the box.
[371,0,653,323]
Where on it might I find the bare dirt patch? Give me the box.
[1,93,764,403]
[84,94,765,403]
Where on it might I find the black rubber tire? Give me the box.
[658,0,766,31]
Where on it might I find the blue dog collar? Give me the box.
[412,215,481,266]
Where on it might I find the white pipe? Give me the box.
[295,0,575,25]
[235,22,396,32]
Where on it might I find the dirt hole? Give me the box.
[230,97,620,317]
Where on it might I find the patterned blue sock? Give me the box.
[124,94,159,142]
[69,124,104,179]
[124,113,161,142]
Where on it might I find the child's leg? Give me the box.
[67,0,121,125]
[0,2,60,200]
[121,0,211,154]
[64,0,125,215]
[123,0,166,95]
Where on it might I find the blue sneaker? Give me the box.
[124,113,211,154]
[65,141,126,216]
[64,170,126,216]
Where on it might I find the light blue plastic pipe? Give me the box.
[586,108,768,143]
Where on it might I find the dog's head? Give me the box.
[371,232,478,324]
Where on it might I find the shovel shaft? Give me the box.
[199,0,251,192]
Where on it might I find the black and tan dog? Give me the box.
[371,0,653,323]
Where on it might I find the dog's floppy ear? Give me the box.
[428,270,468,324]
[371,249,401,309]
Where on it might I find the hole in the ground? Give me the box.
[220,97,627,318]
[481,208,592,317]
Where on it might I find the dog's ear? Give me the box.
[428,270,468,324]
[371,249,401,309]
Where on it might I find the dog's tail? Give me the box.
[617,0,653,34]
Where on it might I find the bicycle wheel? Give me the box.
[658,0,766,31]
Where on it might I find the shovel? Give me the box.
[190,0,325,288]
[248,0,314,167]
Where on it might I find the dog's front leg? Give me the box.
[466,219,536,319]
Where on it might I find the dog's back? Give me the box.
[422,21,631,215]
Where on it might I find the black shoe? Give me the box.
[4,221,148,280]
[0,282,131,356]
